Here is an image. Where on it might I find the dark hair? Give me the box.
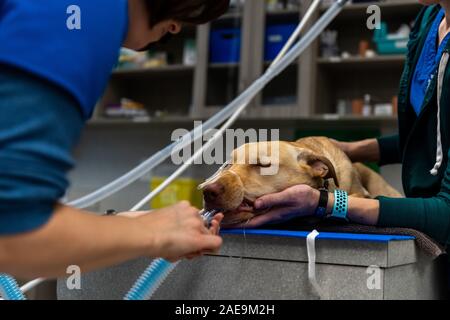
[145,0,230,27]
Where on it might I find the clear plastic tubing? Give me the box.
[124,0,349,301]
[68,0,348,210]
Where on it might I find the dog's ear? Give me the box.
[306,155,339,187]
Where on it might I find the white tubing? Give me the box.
[130,0,348,209]
[131,92,255,211]
[20,278,46,294]
[69,78,265,209]
[10,278,47,298]
[68,0,348,210]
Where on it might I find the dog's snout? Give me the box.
[203,182,224,203]
[201,170,245,213]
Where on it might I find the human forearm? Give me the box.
[0,202,223,278]
[377,196,450,245]
[244,186,381,228]
[375,150,450,244]
[0,204,149,278]
[249,164,449,245]
[328,192,450,244]
[334,138,380,163]
[325,192,380,226]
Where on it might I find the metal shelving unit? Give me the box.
[314,0,421,117]
[94,0,421,130]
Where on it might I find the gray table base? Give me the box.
[57,234,448,300]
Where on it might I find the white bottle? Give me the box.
[362,94,372,117]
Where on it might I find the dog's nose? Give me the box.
[203,182,224,203]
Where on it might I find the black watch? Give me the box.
[104,209,117,216]
[314,189,329,218]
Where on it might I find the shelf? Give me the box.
[218,6,300,20]
[311,114,397,121]
[317,54,405,70]
[87,117,194,126]
[112,65,195,77]
[209,62,240,69]
[240,115,398,124]
[323,0,421,22]
[322,0,421,12]
[264,60,299,66]
[87,115,397,127]
[266,8,300,16]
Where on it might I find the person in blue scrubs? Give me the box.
[0,0,229,278]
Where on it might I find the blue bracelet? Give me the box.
[331,190,349,222]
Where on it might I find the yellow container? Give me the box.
[150,177,203,209]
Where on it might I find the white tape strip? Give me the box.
[306,230,326,299]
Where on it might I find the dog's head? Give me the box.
[199,141,339,225]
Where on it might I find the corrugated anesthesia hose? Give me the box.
[0,274,26,300]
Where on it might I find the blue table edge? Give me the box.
[221,229,415,243]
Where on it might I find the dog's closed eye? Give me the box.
[253,162,272,168]
[254,156,272,168]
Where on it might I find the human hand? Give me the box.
[228,185,320,228]
[329,139,355,159]
[136,201,223,262]
[184,213,223,260]
[330,138,380,163]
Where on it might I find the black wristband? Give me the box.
[314,190,329,218]
[104,209,117,216]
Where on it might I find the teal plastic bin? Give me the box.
[373,22,408,55]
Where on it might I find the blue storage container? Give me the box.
[209,28,241,63]
[265,24,297,61]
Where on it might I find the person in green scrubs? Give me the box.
[238,1,450,292]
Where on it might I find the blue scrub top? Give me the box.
[0,0,128,234]
[410,8,450,115]
[0,0,129,119]
[0,65,84,235]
